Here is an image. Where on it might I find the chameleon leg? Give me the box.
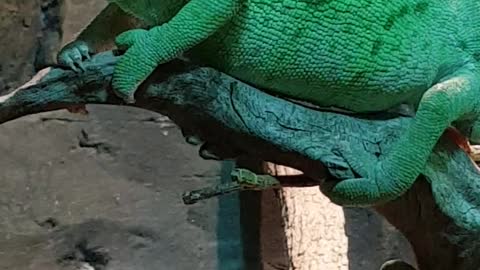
[329,68,480,206]
[112,0,242,103]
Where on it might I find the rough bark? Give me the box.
[262,164,415,270]
[1,52,479,270]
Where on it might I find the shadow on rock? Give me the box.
[0,219,160,270]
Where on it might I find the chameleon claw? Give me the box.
[78,46,91,60]
[111,70,140,103]
[123,94,136,104]
[66,52,86,73]
[185,135,203,146]
[68,62,80,73]
[59,54,80,73]
[57,40,92,73]
[180,128,204,145]
[199,145,221,160]
[77,61,87,72]
[112,87,137,104]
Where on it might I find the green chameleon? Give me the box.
[57,0,480,206]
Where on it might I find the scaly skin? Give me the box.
[58,0,480,206]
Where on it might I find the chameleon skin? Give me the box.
[58,0,480,206]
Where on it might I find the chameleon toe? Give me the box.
[115,29,149,50]
[199,146,221,160]
[79,46,91,60]
[57,40,93,72]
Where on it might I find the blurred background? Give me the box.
[0,0,415,269]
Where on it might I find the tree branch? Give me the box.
[2,51,480,269]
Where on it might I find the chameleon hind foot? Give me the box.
[329,164,392,206]
[57,41,92,72]
[329,71,480,207]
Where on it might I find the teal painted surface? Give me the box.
[216,161,245,270]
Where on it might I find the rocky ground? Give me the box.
[0,105,241,270]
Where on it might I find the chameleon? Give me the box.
[57,0,480,206]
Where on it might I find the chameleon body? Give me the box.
[58,0,480,206]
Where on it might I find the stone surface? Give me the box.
[0,106,247,270]
[0,1,244,268]
[0,0,42,91]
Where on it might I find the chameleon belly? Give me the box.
[188,0,468,112]
[120,0,471,112]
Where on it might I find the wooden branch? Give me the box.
[3,51,480,270]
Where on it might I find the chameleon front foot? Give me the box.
[182,169,280,205]
[57,41,92,72]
